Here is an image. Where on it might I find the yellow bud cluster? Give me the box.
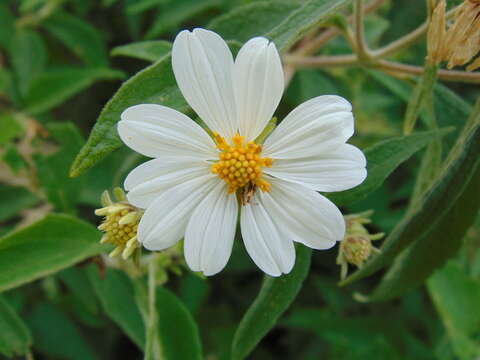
[211,132,273,194]
[95,189,142,259]
[340,235,372,266]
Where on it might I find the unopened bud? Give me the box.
[337,210,384,280]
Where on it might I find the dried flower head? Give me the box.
[336,210,384,280]
[432,0,480,70]
[95,188,143,259]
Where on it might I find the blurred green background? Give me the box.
[0,0,479,359]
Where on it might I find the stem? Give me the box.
[372,5,459,59]
[354,0,369,59]
[284,55,480,84]
[144,259,159,360]
[26,350,34,360]
[296,0,385,56]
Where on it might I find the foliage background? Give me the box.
[0,0,479,359]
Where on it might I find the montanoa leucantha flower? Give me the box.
[118,28,367,277]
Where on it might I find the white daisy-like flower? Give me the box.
[117,28,367,277]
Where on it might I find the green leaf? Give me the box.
[28,303,98,360]
[0,3,14,49]
[368,70,472,152]
[363,165,480,302]
[0,295,32,358]
[145,0,222,39]
[231,246,311,360]
[42,11,108,66]
[125,0,168,14]
[9,29,47,96]
[402,64,438,135]
[340,106,480,286]
[135,282,203,360]
[59,267,99,315]
[0,113,23,145]
[208,0,300,43]
[69,52,190,177]
[35,122,85,212]
[427,262,480,359]
[328,128,453,206]
[111,40,172,62]
[89,267,203,359]
[0,185,39,222]
[0,214,105,292]
[88,267,146,349]
[154,287,203,360]
[25,67,125,115]
[2,144,28,173]
[265,0,353,52]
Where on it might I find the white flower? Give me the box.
[117,28,367,277]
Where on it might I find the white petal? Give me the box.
[234,37,283,142]
[240,196,295,276]
[118,104,216,160]
[185,181,238,276]
[124,159,211,208]
[263,96,354,159]
[138,175,219,250]
[259,177,345,249]
[172,28,237,138]
[264,144,367,192]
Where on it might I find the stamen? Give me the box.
[211,133,273,198]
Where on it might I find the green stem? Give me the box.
[354,0,370,60]
[403,64,439,135]
[144,258,160,360]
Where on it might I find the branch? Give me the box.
[283,55,480,84]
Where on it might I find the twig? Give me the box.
[284,55,480,84]
[354,0,370,59]
[372,5,459,59]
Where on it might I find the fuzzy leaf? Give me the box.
[42,11,108,66]
[9,29,46,96]
[25,67,124,115]
[427,262,480,359]
[0,214,105,292]
[208,0,299,43]
[328,128,453,206]
[0,296,32,358]
[88,267,146,349]
[266,0,353,52]
[111,40,172,62]
[340,106,480,286]
[231,246,311,360]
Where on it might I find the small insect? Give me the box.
[241,183,257,206]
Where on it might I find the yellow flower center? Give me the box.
[102,208,139,247]
[211,132,273,196]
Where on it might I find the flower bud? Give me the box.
[440,0,480,70]
[336,210,384,280]
[95,187,143,260]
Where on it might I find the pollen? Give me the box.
[211,132,273,194]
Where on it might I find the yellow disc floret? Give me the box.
[211,132,273,195]
[95,188,142,259]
